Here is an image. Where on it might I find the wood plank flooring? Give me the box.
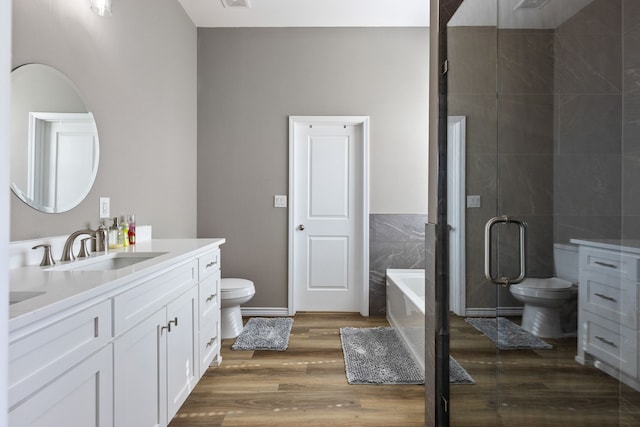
[449,315,640,427]
[169,313,425,427]
[170,313,640,427]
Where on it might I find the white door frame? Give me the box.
[288,116,370,317]
[448,116,466,316]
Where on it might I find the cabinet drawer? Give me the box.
[113,260,197,335]
[9,299,112,407]
[199,309,220,376]
[199,271,220,321]
[580,247,640,282]
[582,311,637,378]
[198,249,220,281]
[581,271,637,329]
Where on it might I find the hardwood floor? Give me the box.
[169,313,425,427]
[450,315,640,427]
[170,313,640,427]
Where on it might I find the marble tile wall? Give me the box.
[448,27,555,310]
[369,214,428,315]
[446,0,636,312]
[554,0,626,243]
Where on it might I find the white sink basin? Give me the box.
[46,252,167,272]
[10,290,46,305]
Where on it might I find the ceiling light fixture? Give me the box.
[220,0,252,8]
[90,0,112,17]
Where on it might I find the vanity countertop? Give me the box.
[9,238,225,331]
[570,239,640,255]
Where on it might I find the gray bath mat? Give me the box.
[231,317,293,351]
[340,327,474,385]
[449,356,475,384]
[465,317,553,350]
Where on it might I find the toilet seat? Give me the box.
[221,278,255,299]
[511,277,576,299]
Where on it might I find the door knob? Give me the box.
[298,224,305,231]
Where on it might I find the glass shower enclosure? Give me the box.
[435,0,640,425]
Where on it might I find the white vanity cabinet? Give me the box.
[575,241,640,391]
[9,238,225,427]
[114,260,199,426]
[8,300,113,427]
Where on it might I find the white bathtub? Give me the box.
[386,269,426,373]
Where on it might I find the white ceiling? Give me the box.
[176,0,430,28]
[177,0,594,29]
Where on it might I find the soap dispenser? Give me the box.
[108,217,122,249]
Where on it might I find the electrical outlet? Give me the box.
[100,197,110,218]
[274,195,287,208]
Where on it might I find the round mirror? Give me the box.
[10,64,99,213]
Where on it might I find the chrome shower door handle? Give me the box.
[484,215,528,286]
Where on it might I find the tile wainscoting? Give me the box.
[369,214,428,315]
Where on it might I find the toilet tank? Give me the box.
[553,243,579,284]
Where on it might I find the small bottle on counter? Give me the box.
[127,214,136,245]
[95,220,108,252]
[120,215,129,247]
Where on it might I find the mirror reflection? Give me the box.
[11,64,99,213]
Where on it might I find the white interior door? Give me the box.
[289,116,369,314]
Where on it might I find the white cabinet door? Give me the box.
[166,286,198,421]
[9,345,113,427]
[114,309,167,427]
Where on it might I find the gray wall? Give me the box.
[197,28,429,309]
[11,0,197,240]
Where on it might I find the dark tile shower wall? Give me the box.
[447,0,637,312]
[554,0,625,243]
[448,26,555,310]
[369,214,428,315]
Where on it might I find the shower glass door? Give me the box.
[445,0,639,425]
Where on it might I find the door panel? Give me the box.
[309,135,349,218]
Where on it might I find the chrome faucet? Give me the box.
[60,229,96,262]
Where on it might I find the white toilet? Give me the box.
[220,278,256,339]
[509,243,578,338]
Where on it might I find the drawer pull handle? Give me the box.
[169,317,178,328]
[206,337,216,347]
[595,292,617,302]
[164,317,179,333]
[206,294,216,302]
[595,336,617,348]
[594,261,617,269]
[206,260,217,268]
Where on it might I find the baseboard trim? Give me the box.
[240,307,290,317]
[463,307,523,317]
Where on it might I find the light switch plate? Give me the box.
[466,195,481,208]
[100,197,111,218]
[274,195,287,208]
